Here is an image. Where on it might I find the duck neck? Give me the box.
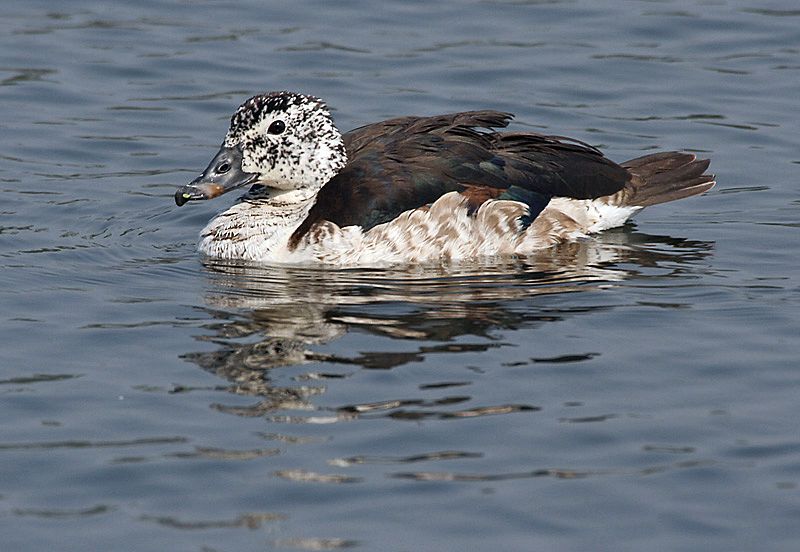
[259,187,319,213]
[199,187,321,261]
[257,188,320,238]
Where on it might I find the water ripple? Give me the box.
[140,512,285,530]
[0,436,188,450]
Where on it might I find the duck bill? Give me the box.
[174,145,258,206]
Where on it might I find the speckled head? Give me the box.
[175,91,348,206]
[224,91,347,191]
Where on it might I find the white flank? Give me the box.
[199,191,643,266]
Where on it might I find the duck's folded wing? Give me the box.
[295,111,631,234]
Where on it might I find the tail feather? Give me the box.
[617,152,715,208]
[622,151,695,171]
[540,151,715,240]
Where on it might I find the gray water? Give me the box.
[2,1,799,550]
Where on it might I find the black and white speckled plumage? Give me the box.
[224,92,346,192]
[179,91,715,265]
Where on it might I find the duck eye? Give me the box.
[267,120,286,135]
[216,161,231,174]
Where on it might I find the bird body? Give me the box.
[175,92,714,266]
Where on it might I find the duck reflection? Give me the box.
[179,228,712,417]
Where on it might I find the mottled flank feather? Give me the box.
[180,91,715,266]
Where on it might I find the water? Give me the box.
[2,0,799,550]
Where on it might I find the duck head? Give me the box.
[175,91,347,206]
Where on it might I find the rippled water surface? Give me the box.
[2,1,799,550]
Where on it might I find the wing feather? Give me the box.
[290,111,630,245]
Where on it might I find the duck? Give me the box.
[175,91,714,266]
